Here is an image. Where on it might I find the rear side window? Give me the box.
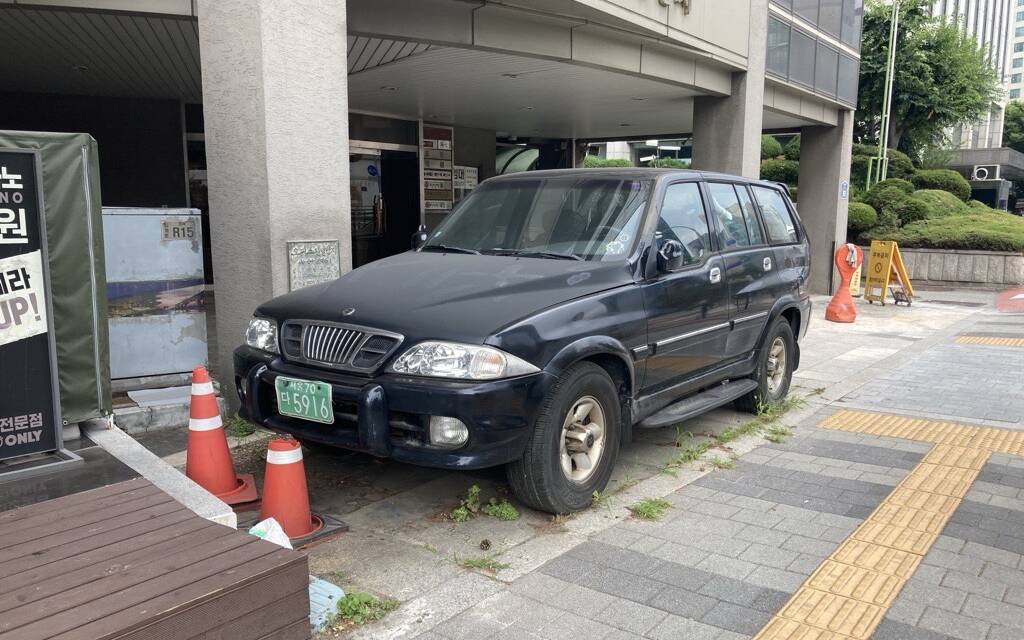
[752,186,799,244]
[707,183,752,250]
[735,185,766,245]
[658,182,711,267]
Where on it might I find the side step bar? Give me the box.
[636,379,759,429]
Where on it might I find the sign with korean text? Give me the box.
[288,240,341,291]
[0,149,61,461]
[864,240,914,305]
[422,125,454,212]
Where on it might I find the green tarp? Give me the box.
[0,131,111,423]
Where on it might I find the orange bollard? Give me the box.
[260,438,324,540]
[185,366,258,505]
[825,243,863,323]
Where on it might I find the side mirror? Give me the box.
[411,224,428,250]
[656,238,685,272]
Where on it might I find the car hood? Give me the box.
[257,251,634,343]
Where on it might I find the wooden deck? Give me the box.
[0,478,310,640]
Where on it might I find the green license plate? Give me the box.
[275,376,334,424]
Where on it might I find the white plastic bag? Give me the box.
[248,517,293,549]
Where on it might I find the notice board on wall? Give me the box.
[422,125,454,213]
[0,149,62,461]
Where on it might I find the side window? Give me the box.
[707,183,751,250]
[752,186,799,244]
[735,185,766,245]
[658,182,711,267]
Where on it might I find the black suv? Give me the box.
[235,169,811,513]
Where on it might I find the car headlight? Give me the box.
[389,341,539,380]
[245,317,279,353]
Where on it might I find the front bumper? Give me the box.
[233,346,554,469]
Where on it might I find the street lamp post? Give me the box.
[868,0,901,190]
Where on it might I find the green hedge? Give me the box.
[909,189,969,217]
[861,185,909,226]
[865,211,1024,252]
[911,169,971,201]
[847,202,878,232]
[894,198,932,225]
[583,155,633,168]
[760,158,799,185]
[649,157,691,169]
[761,135,783,160]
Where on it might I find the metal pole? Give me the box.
[869,0,900,189]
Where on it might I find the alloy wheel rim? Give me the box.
[559,395,606,484]
[766,337,787,394]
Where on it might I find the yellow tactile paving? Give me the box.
[956,335,1024,347]
[754,410,1014,640]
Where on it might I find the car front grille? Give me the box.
[280,321,402,373]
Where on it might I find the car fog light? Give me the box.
[429,416,468,448]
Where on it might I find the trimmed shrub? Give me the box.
[911,169,971,201]
[863,184,910,216]
[847,202,878,232]
[784,135,801,161]
[886,149,915,180]
[894,198,933,225]
[868,178,915,197]
[761,135,783,160]
[583,155,633,168]
[864,211,1024,252]
[910,190,969,217]
[789,186,798,202]
[760,159,799,185]
[967,199,997,213]
[650,157,691,169]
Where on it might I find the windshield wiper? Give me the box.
[420,244,481,255]
[489,249,584,261]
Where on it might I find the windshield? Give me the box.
[422,176,651,261]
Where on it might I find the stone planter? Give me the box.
[876,248,1024,286]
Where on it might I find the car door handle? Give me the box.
[710,267,721,284]
[763,257,772,271]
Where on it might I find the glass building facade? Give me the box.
[767,0,863,107]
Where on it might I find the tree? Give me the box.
[1003,102,1024,154]
[855,0,1001,155]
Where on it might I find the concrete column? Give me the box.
[690,0,766,178]
[797,109,854,295]
[605,141,631,162]
[198,0,351,395]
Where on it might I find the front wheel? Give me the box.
[507,362,620,514]
[735,317,795,413]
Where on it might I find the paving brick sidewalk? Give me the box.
[327,292,1024,640]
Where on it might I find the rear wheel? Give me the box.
[735,317,795,413]
[507,362,620,514]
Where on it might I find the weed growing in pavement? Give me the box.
[449,484,482,522]
[461,555,510,573]
[756,395,805,421]
[675,427,693,447]
[225,414,256,438]
[763,425,792,444]
[591,490,607,509]
[482,498,520,521]
[707,456,735,470]
[628,497,672,520]
[333,592,398,626]
[811,387,826,396]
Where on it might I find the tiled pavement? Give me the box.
[340,293,1024,640]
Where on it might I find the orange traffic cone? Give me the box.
[825,244,863,323]
[185,366,258,505]
[260,438,323,540]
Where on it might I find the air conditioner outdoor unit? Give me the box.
[972,165,1000,181]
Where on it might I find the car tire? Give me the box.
[735,317,795,413]
[506,362,621,514]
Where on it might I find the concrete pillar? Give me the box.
[605,141,631,161]
[690,0,766,178]
[797,109,854,295]
[198,0,350,397]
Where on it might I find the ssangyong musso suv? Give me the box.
[235,169,811,513]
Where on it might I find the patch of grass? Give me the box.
[334,592,398,626]
[461,555,510,573]
[628,497,672,521]
[714,418,763,445]
[449,484,482,522]
[224,414,256,438]
[482,498,520,521]
[757,395,805,421]
[591,490,608,509]
[674,427,693,447]
[763,425,792,444]
[707,456,735,470]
